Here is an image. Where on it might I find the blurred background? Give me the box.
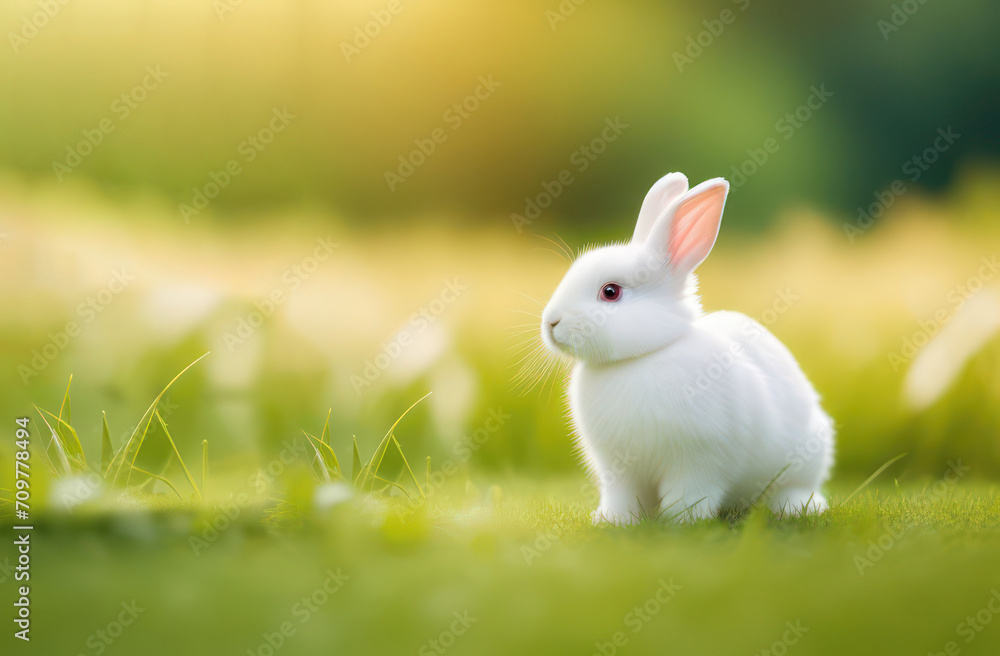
[1,0,999,494]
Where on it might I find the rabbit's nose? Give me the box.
[548,320,560,332]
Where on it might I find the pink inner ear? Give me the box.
[668,186,726,270]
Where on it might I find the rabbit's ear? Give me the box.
[648,178,729,274]
[631,172,689,244]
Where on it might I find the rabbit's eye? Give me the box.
[600,283,622,302]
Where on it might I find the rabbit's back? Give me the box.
[570,309,832,500]
[695,309,833,488]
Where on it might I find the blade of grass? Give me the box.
[120,420,154,488]
[307,416,341,477]
[156,411,201,499]
[58,375,72,426]
[34,407,71,476]
[122,413,180,489]
[751,464,792,507]
[104,439,127,479]
[352,437,362,485]
[392,435,424,499]
[202,439,209,496]
[318,409,341,474]
[360,392,431,491]
[319,408,343,478]
[843,453,908,505]
[130,465,183,500]
[320,410,331,445]
[363,432,394,492]
[372,474,413,500]
[303,433,332,483]
[112,353,209,484]
[101,412,113,474]
[38,407,86,468]
[118,415,153,487]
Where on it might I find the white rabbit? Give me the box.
[541,172,834,524]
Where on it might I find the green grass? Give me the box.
[7,479,1000,656]
[11,376,996,656]
[4,175,1000,656]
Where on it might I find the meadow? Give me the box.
[2,169,1000,654]
[2,1,998,654]
[17,484,1000,656]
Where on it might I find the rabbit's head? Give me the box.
[541,173,729,365]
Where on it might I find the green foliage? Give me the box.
[0,1,994,224]
[303,394,429,500]
[31,358,209,501]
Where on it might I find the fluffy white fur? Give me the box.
[541,172,834,524]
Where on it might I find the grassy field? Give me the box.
[7,479,1000,656]
[2,174,1000,655]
